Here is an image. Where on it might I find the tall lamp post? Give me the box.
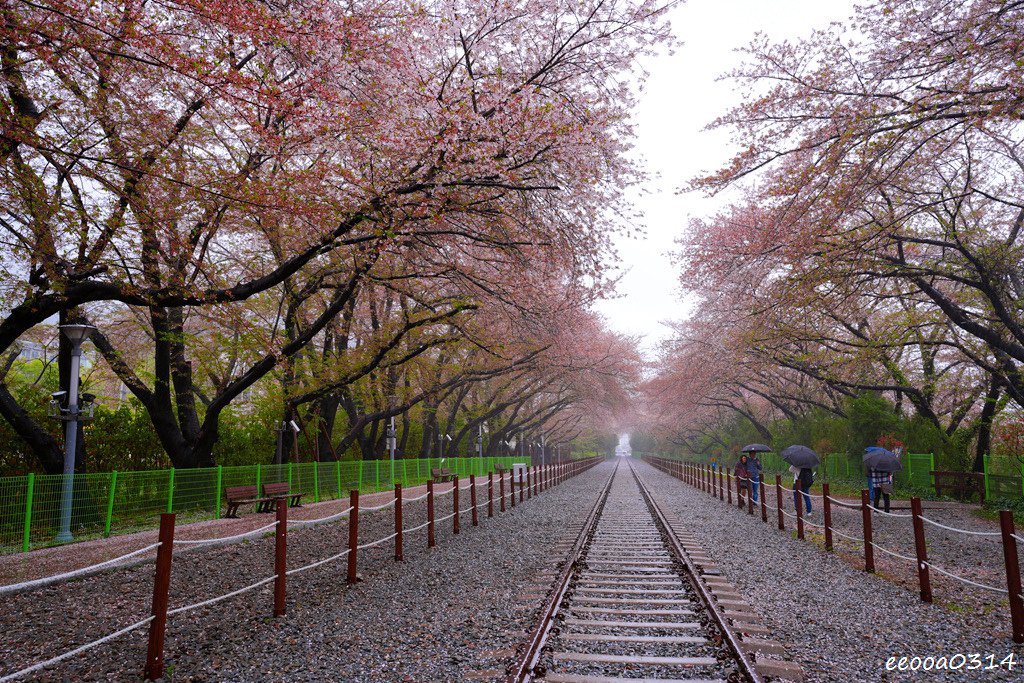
[476,422,488,459]
[55,323,97,543]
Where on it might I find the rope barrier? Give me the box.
[825,495,860,509]
[0,542,162,596]
[406,520,431,533]
[459,482,473,490]
[286,550,350,577]
[870,541,918,564]
[435,487,455,497]
[0,616,155,682]
[924,561,1009,594]
[361,498,397,512]
[286,506,354,528]
[869,507,913,519]
[402,491,430,503]
[828,526,864,544]
[357,532,398,550]
[918,515,1001,537]
[436,512,456,522]
[167,576,276,616]
[176,522,278,545]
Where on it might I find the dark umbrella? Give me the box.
[863,447,903,472]
[741,443,772,453]
[780,445,820,468]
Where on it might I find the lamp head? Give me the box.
[60,324,97,344]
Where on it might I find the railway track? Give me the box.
[510,459,765,683]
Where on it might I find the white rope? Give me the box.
[0,616,154,682]
[870,541,918,564]
[406,520,431,533]
[829,526,864,543]
[918,515,1001,537]
[286,506,354,528]
[0,543,162,596]
[361,498,397,512]
[826,495,861,509]
[357,532,398,550]
[1013,533,1024,544]
[436,512,456,522]
[869,507,913,519]
[286,550,350,576]
[435,487,455,497]
[167,576,276,616]
[402,492,429,502]
[924,561,1009,593]
[176,522,278,545]
[459,482,473,490]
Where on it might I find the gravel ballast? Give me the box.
[0,464,607,681]
[635,459,1024,682]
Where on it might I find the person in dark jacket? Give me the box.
[789,465,813,515]
[735,455,750,501]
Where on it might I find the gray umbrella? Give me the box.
[780,445,820,468]
[863,447,903,472]
[741,443,772,453]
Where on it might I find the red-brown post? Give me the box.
[144,512,176,681]
[511,472,517,508]
[747,480,754,516]
[727,469,732,504]
[519,469,524,503]
[736,470,744,508]
[274,499,287,616]
[795,483,804,540]
[861,489,875,573]
[453,477,460,535]
[470,474,479,527]
[347,489,360,583]
[427,480,435,548]
[718,468,724,500]
[776,474,784,530]
[760,480,768,523]
[488,472,494,518]
[910,496,931,602]
[526,466,532,499]
[499,471,506,512]
[822,482,833,551]
[999,510,1024,643]
[394,484,403,562]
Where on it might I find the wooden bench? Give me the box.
[224,485,271,518]
[431,467,455,483]
[931,470,985,502]
[261,482,304,511]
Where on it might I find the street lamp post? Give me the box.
[55,323,97,543]
[540,434,546,469]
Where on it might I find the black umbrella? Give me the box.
[741,443,772,453]
[780,445,820,468]
[863,447,903,472]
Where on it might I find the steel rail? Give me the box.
[630,459,764,683]
[506,460,617,683]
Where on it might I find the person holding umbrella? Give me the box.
[781,445,819,515]
[741,444,771,503]
[735,454,750,502]
[864,447,903,513]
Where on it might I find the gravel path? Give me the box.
[636,459,1024,682]
[0,464,607,681]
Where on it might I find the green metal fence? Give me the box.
[0,456,530,555]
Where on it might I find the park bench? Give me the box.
[931,470,985,503]
[260,482,304,512]
[431,467,455,483]
[224,485,271,518]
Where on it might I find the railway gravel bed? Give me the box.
[636,460,1024,682]
[0,464,605,681]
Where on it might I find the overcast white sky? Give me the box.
[593,0,857,356]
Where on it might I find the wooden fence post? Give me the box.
[488,472,494,518]
[395,484,403,562]
[910,496,931,602]
[470,474,479,527]
[822,482,833,551]
[427,480,435,548]
[274,499,287,616]
[499,472,506,512]
[776,474,784,531]
[999,510,1024,643]
[453,476,460,535]
[760,479,768,523]
[144,513,176,681]
[347,490,360,583]
[861,489,875,573]
[795,482,805,540]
